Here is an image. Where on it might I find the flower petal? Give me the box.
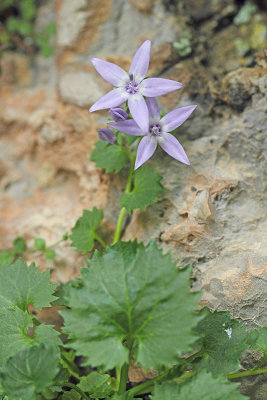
[135,136,157,170]
[91,58,128,86]
[128,96,149,133]
[146,97,160,119]
[129,40,151,80]
[108,120,143,136]
[89,89,127,112]
[159,133,190,165]
[161,105,197,132]
[142,78,182,97]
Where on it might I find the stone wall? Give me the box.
[0,1,266,396]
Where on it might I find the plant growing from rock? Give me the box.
[0,40,267,400]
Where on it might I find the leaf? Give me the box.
[61,389,81,400]
[78,372,112,399]
[151,371,248,400]
[70,208,104,254]
[90,141,128,173]
[50,366,70,393]
[44,22,57,36]
[193,308,255,375]
[20,0,36,21]
[0,345,60,400]
[6,17,33,36]
[0,259,57,311]
[255,326,267,354]
[45,249,56,259]
[61,241,202,371]
[0,251,14,264]
[34,237,46,251]
[0,307,61,367]
[110,394,129,400]
[13,237,26,253]
[120,166,164,213]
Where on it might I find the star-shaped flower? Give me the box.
[89,40,182,133]
[108,97,196,169]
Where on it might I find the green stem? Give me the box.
[227,368,267,379]
[63,382,91,400]
[46,238,65,250]
[118,338,134,394]
[94,232,107,249]
[128,350,202,397]
[128,371,169,397]
[61,353,81,380]
[112,145,136,245]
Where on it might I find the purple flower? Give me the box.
[98,128,117,144]
[89,40,182,133]
[108,98,197,170]
[109,107,129,122]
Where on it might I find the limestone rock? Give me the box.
[58,69,106,107]
[57,0,89,47]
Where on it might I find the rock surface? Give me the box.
[0,1,266,397]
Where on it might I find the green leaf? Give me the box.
[44,22,57,36]
[34,237,46,251]
[110,394,129,400]
[0,258,57,311]
[20,0,36,21]
[0,345,60,400]
[78,372,112,399]
[0,307,61,367]
[60,349,80,380]
[61,390,81,400]
[61,241,202,371]
[151,371,248,399]
[13,237,26,253]
[193,308,255,375]
[45,249,56,259]
[70,208,104,254]
[120,166,164,213]
[255,326,267,354]
[0,251,14,264]
[50,366,70,393]
[6,17,33,36]
[52,281,74,306]
[90,141,128,173]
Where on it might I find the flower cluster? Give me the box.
[90,40,196,170]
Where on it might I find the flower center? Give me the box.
[149,123,162,138]
[125,73,139,95]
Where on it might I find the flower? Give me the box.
[89,40,182,133]
[98,128,117,144]
[109,107,129,122]
[108,97,196,169]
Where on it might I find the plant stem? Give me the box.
[227,368,267,379]
[128,350,202,397]
[94,232,107,249]
[128,371,169,397]
[61,353,81,380]
[63,382,91,400]
[112,146,136,245]
[118,338,134,394]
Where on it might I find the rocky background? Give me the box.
[0,1,266,398]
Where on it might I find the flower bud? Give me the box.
[98,128,117,144]
[109,107,129,122]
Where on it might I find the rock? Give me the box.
[58,68,106,107]
[130,0,154,13]
[183,0,235,22]
[0,53,32,86]
[149,42,179,75]
[57,0,89,47]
